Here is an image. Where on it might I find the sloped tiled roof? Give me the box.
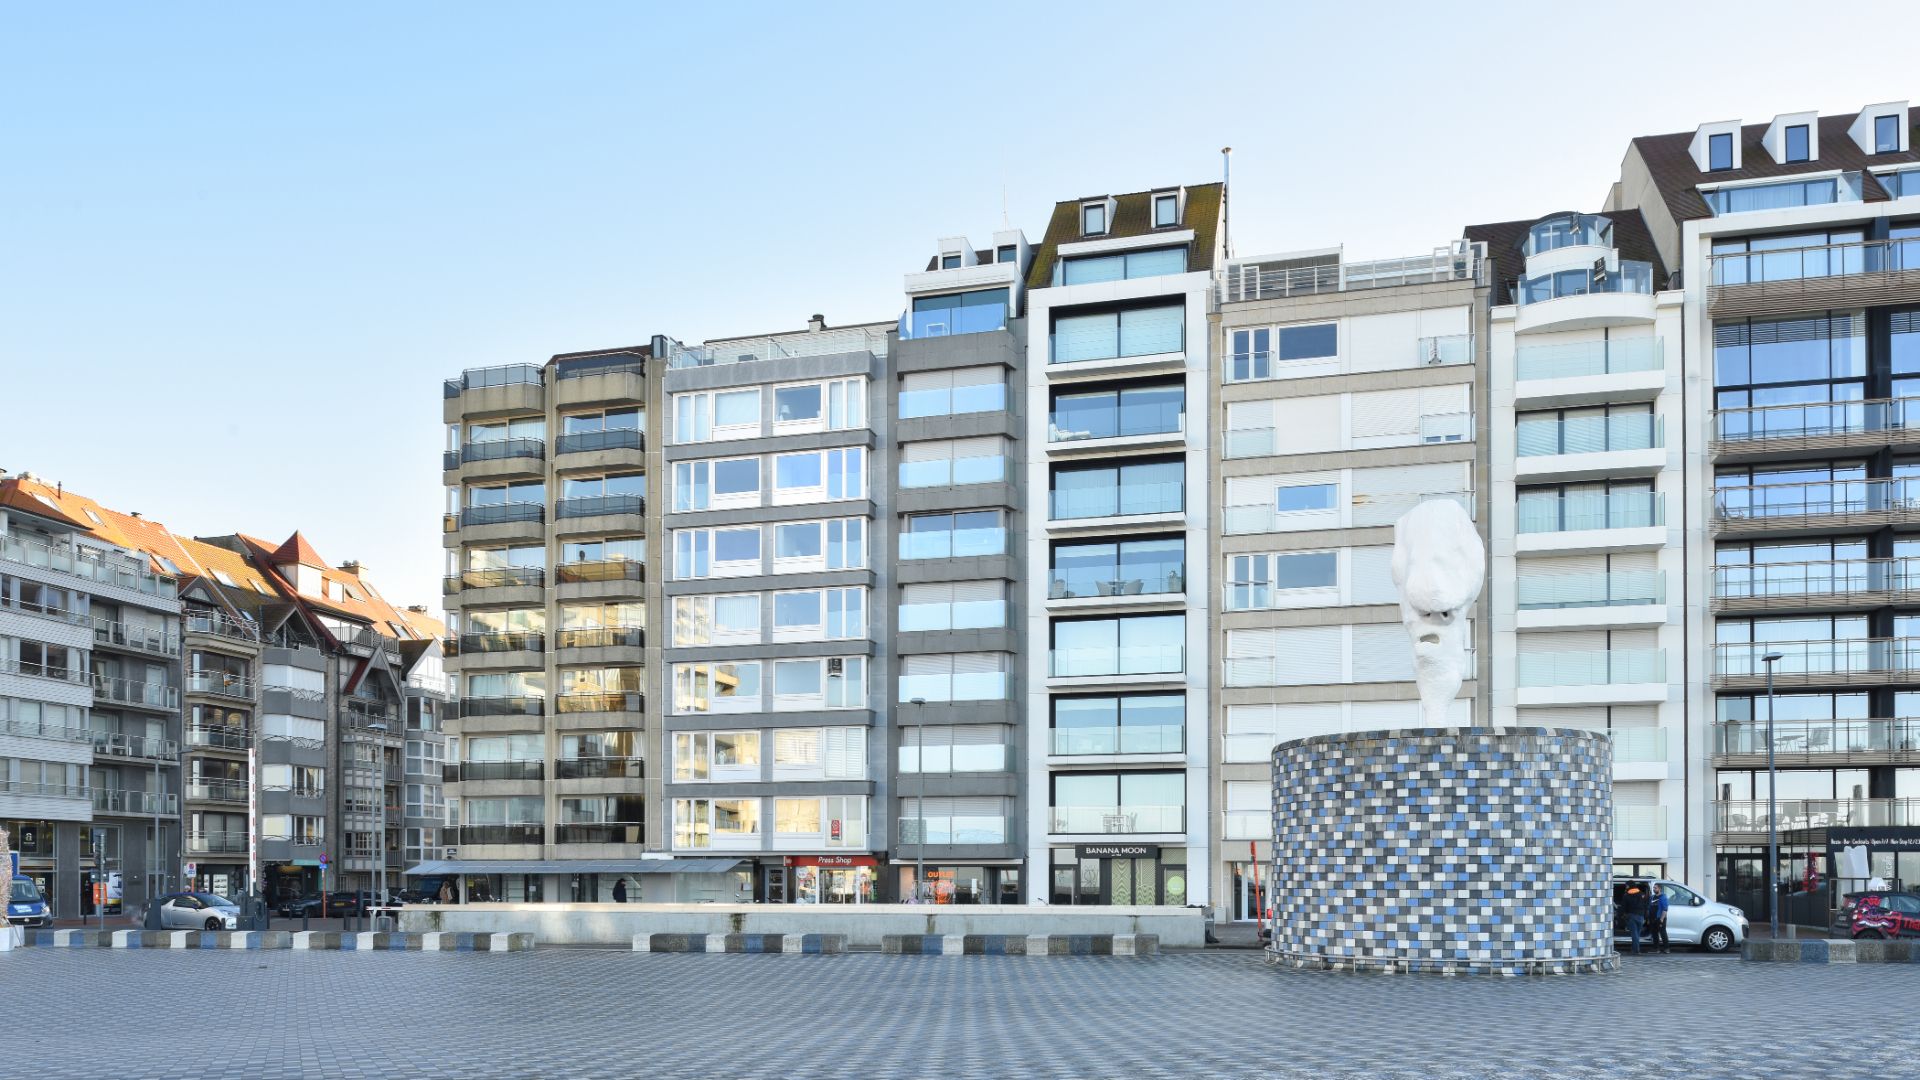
[1632,108,1920,224]
[269,531,326,568]
[1026,182,1225,291]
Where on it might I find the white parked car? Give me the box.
[1613,878,1747,952]
[158,892,240,931]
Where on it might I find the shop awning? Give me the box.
[402,858,741,877]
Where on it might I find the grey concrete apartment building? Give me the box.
[1208,239,1491,921]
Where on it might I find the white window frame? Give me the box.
[770,589,827,643]
[710,526,762,578]
[672,661,764,714]
[770,377,864,436]
[672,593,763,647]
[770,520,827,575]
[1152,192,1178,228]
[673,387,763,445]
[673,730,761,783]
[772,450,827,505]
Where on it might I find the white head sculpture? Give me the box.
[1390,499,1486,727]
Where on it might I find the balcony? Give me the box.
[1712,399,1920,460]
[445,566,545,594]
[896,672,1008,703]
[1050,724,1184,756]
[666,325,889,369]
[1713,638,1920,690]
[557,690,643,715]
[1712,558,1920,613]
[1513,261,1656,334]
[1525,214,1613,256]
[1215,243,1485,303]
[1515,415,1665,482]
[554,559,645,586]
[187,778,249,805]
[1048,481,1183,524]
[185,831,249,855]
[460,502,544,528]
[0,715,92,745]
[1047,390,1185,452]
[1048,550,1185,603]
[92,788,178,815]
[186,725,251,752]
[444,437,546,473]
[185,610,258,641]
[1224,410,1469,459]
[344,700,398,732]
[1714,718,1920,767]
[897,815,1009,846]
[556,626,644,650]
[1712,478,1920,535]
[555,756,645,780]
[1707,235,1920,317]
[897,598,1007,633]
[1049,645,1184,680]
[1517,570,1667,610]
[454,630,546,656]
[1512,338,1665,409]
[555,428,645,456]
[1714,798,1920,835]
[93,731,179,762]
[0,595,89,630]
[555,822,645,845]
[899,524,1006,561]
[899,744,1009,773]
[186,670,255,700]
[1516,649,1667,707]
[1048,806,1184,834]
[453,824,545,846]
[553,353,645,408]
[445,760,544,783]
[1,779,88,803]
[898,301,1008,341]
[457,695,546,718]
[1515,492,1665,555]
[92,616,180,657]
[444,363,543,398]
[556,494,644,520]
[92,673,179,711]
[0,530,175,598]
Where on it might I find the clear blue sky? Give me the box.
[3,2,1914,610]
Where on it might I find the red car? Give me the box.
[1841,891,1920,939]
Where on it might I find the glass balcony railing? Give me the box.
[1516,260,1653,306]
[186,725,250,751]
[460,503,544,527]
[1517,414,1663,457]
[899,455,1006,489]
[1516,648,1665,687]
[1516,570,1666,609]
[1050,724,1184,755]
[1614,806,1669,841]
[1712,399,1914,445]
[666,326,890,369]
[1715,718,1920,757]
[92,673,179,710]
[186,832,250,855]
[555,823,645,845]
[1049,482,1184,521]
[1712,558,1920,602]
[556,494,644,520]
[187,778,249,804]
[897,815,1008,846]
[93,731,180,761]
[556,690,643,714]
[1713,638,1920,679]
[450,437,546,469]
[898,744,1009,773]
[896,672,1008,703]
[1515,337,1664,382]
[443,364,542,397]
[1048,399,1186,444]
[1715,798,1920,833]
[446,566,546,593]
[0,531,175,597]
[1516,492,1664,534]
[554,353,644,380]
[554,756,645,780]
[898,302,1008,340]
[899,527,1005,561]
[92,788,178,815]
[1,715,92,744]
[1525,214,1613,256]
[186,671,255,699]
[1050,645,1184,679]
[1712,478,1920,523]
[555,429,644,455]
[897,600,1006,633]
[898,382,1005,421]
[1048,805,1184,834]
[1611,727,1669,764]
[1703,174,1865,219]
[457,695,546,718]
[454,824,545,845]
[447,760,544,782]
[1415,333,1474,367]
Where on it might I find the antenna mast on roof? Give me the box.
[1221,147,1233,260]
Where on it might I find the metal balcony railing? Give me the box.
[444,364,543,397]
[91,673,179,710]
[92,788,178,815]
[1711,558,1920,607]
[460,503,545,527]
[1215,243,1484,303]
[1715,718,1920,760]
[93,731,179,761]
[555,353,645,380]
[1715,798,1920,833]
[555,429,644,455]
[186,670,255,699]
[1712,638,1920,683]
[555,559,644,585]
[185,609,259,640]
[1707,235,1920,314]
[187,778,249,804]
[666,326,890,368]
[91,616,180,656]
[445,566,545,593]
[1712,478,1920,527]
[0,530,175,597]
[186,725,251,751]
[1712,398,1919,450]
[186,832,249,854]
[555,823,645,845]
[554,756,645,780]
[556,494,644,520]
[450,438,546,471]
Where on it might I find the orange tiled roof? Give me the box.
[269,531,326,569]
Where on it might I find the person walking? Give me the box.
[1647,883,1670,954]
[613,877,629,904]
[1620,880,1650,955]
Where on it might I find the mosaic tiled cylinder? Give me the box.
[1270,727,1617,976]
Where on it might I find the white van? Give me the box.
[1613,878,1748,953]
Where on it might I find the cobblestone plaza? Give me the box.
[1,950,1912,1079]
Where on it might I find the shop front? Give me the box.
[787,855,879,904]
[1051,844,1187,906]
[895,863,1022,904]
[267,862,320,907]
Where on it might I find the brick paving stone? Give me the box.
[0,950,1913,1078]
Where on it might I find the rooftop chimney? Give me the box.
[339,560,364,575]
[807,314,826,332]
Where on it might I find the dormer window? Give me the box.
[1081,202,1107,236]
[941,253,962,270]
[1785,125,1810,163]
[1877,114,1902,153]
[1153,193,1178,228]
[1709,133,1735,171]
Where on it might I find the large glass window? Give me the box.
[1049,383,1184,442]
[672,593,762,646]
[1050,772,1184,833]
[905,288,1009,339]
[899,438,1006,488]
[1049,537,1184,599]
[1050,458,1183,520]
[1705,179,1861,216]
[1784,124,1810,163]
[1050,614,1185,677]
[1876,114,1902,154]
[1711,233,1866,286]
[673,457,761,512]
[1051,305,1184,364]
[899,511,1005,560]
[899,581,1005,632]
[898,366,1005,419]
[1152,193,1178,228]
[673,387,761,444]
[1081,203,1105,235]
[1709,132,1734,171]
[1225,551,1337,609]
[1051,693,1184,755]
[1055,246,1188,285]
[672,662,763,713]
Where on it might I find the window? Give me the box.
[468,416,545,444]
[899,725,1009,772]
[1050,614,1185,677]
[464,481,543,508]
[768,517,865,573]
[1055,246,1188,285]
[1081,202,1106,235]
[673,526,761,579]
[673,731,760,782]
[899,438,1007,488]
[900,581,1006,632]
[561,407,641,436]
[1051,693,1183,755]
[1049,537,1184,599]
[1877,114,1902,154]
[1153,193,1178,227]
[1784,124,1810,163]
[1049,383,1184,442]
[899,653,1009,702]
[559,536,642,565]
[772,448,864,504]
[672,593,762,646]
[1228,323,1338,381]
[1713,313,1865,388]
[771,587,864,642]
[672,456,761,512]
[1050,771,1184,833]
[1049,458,1184,519]
[899,366,1005,419]
[1703,179,1856,216]
[899,510,1005,559]
[1275,483,1338,513]
[1052,304,1184,364]
[672,662,763,713]
[772,656,867,710]
[773,377,864,432]
[1709,132,1734,171]
[673,798,761,849]
[772,727,867,781]
[997,244,1017,264]
[673,387,761,444]
[904,289,1009,339]
[1226,551,1337,609]
[941,253,961,269]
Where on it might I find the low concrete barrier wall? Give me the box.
[881,933,1157,956]
[16,929,533,952]
[399,903,1203,948]
[635,933,845,954]
[1743,938,1920,964]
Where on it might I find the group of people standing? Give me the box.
[1617,880,1669,954]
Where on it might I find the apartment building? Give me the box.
[439,347,654,902]
[1,480,180,919]
[1022,184,1221,908]
[1209,239,1491,922]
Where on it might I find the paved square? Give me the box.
[0,949,1913,1078]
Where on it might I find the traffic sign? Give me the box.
[318,852,329,867]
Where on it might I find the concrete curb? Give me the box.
[633,933,846,954]
[1743,938,1920,964]
[21,929,530,952]
[881,933,1159,956]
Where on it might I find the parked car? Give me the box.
[277,893,360,919]
[354,891,404,910]
[1612,879,1747,952]
[7,878,50,928]
[1840,891,1920,938]
[157,892,240,931]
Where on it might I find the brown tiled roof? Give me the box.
[0,480,95,530]
[1464,209,1671,306]
[1026,182,1225,290]
[1633,109,1920,224]
[269,531,326,568]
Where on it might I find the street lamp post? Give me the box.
[368,721,389,930]
[1762,651,1783,941]
[909,697,926,903]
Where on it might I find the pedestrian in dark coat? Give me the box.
[1620,881,1651,955]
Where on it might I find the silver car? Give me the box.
[1613,879,1748,953]
[157,892,240,931]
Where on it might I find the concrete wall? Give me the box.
[399,901,1204,947]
